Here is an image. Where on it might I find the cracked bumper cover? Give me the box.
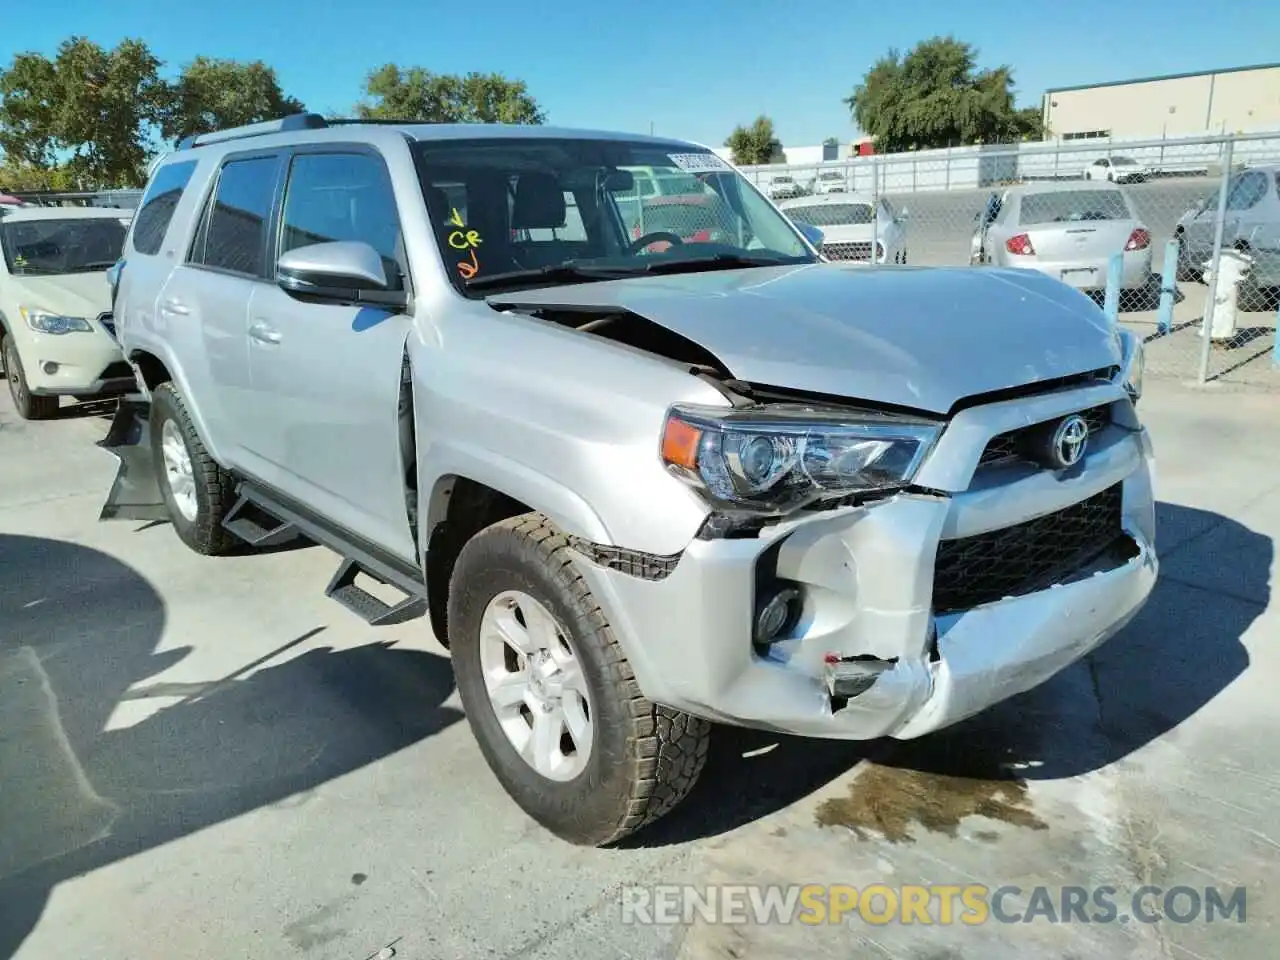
[574,425,1158,741]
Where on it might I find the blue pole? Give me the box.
[1103,253,1122,324]
[1274,298,1279,368]
[1156,239,1178,335]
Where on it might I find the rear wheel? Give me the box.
[448,513,710,846]
[149,382,237,555]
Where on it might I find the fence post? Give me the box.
[871,156,880,262]
[1103,254,1123,324]
[1156,239,1179,334]
[1197,137,1235,383]
[1274,297,1279,368]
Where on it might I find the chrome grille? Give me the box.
[822,241,881,261]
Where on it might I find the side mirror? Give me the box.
[796,222,825,248]
[276,241,407,308]
[898,207,910,221]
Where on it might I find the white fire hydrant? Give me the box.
[1200,249,1254,341]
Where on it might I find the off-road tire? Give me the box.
[150,382,236,556]
[3,333,60,420]
[447,513,711,846]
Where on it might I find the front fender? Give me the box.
[418,440,612,547]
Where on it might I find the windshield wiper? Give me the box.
[465,253,796,292]
[464,262,635,292]
[613,253,794,276]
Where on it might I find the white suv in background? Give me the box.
[1,206,134,419]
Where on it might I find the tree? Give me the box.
[356,65,546,124]
[0,37,167,188]
[844,36,1042,152]
[160,56,306,142]
[0,157,77,192]
[724,116,782,166]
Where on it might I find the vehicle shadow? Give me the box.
[622,502,1264,847]
[0,534,463,960]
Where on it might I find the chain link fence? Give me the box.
[735,132,1280,389]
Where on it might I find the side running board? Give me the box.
[225,482,427,627]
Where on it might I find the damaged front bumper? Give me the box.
[573,403,1158,741]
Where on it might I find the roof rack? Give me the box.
[176,112,330,151]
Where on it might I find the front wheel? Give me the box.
[3,334,60,420]
[447,513,711,846]
[149,382,237,555]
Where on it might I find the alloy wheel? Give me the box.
[478,590,594,782]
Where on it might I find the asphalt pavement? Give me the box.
[2,364,1279,959]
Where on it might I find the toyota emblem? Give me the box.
[1050,414,1090,469]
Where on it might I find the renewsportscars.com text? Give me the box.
[620,884,1247,926]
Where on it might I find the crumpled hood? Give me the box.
[8,272,112,321]
[489,263,1120,415]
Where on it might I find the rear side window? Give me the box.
[131,160,198,255]
[279,152,404,285]
[195,155,281,277]
[1226,171,1267,211]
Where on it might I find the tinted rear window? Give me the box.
[131,160,198,255]
[198,156,281,276]
[1020,190,1131,225]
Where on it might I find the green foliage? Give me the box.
[0,157,77,191]
[0,42,554,191]
[845,36,1043,151]
[160,56,306,142]
[725,116,782,166]
[0,37,167,187]
[356,65,547,124]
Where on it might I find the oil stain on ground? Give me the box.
[815,762,1048,842]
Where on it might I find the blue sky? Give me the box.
[3,0,1278,148]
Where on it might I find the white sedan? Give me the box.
[1083,155,1151,183]
[778,192,909,264]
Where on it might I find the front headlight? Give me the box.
[1115,327,1144,403]
[20,306,93,335]
[660,403,942,515]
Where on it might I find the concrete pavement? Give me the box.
[1,373,1278,959]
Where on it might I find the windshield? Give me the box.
[1,217,127,276]
[1110,156,1138,166]
[784,202,874,227]
[1019,189,1132,225]
[411,137,815,295]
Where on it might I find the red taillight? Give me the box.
[1005,233,1035,256]
[1125,228,1150,251]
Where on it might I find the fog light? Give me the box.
[42,362,59,375]
[754,587,799,646]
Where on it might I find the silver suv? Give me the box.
[100,114,1157,846]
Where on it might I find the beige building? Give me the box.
[1042,62,1280,141]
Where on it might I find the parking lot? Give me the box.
[2,361,1278,958]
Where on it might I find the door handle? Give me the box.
[249,321,282,345]
[160,297,189,316]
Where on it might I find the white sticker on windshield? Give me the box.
[668,152,732,173]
